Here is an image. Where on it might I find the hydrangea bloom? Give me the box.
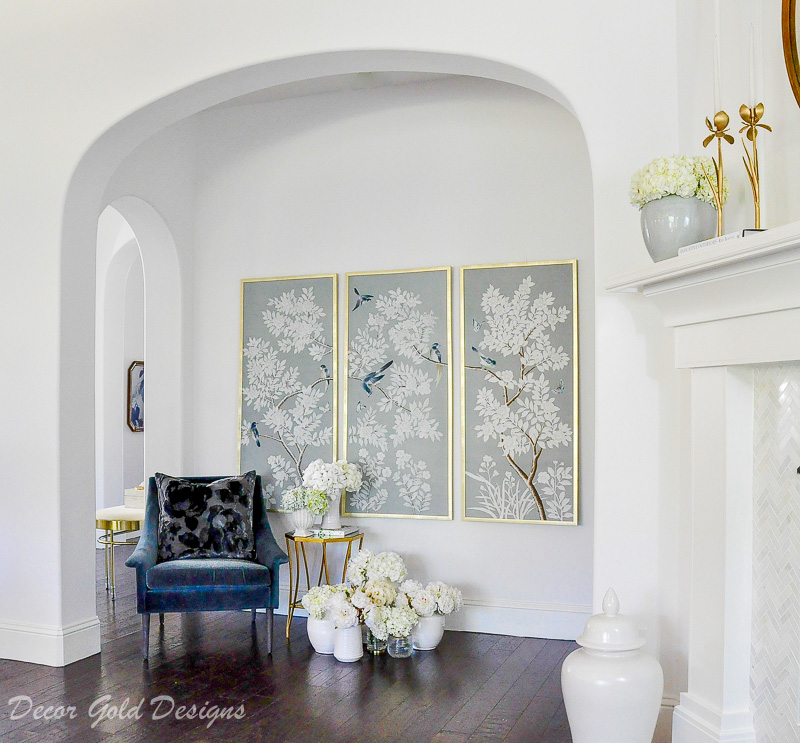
[365,552,407,584]
[365,606,389,641]
[410,589,437,618]
[345,548,373,587]
[303,459,363,494]
[301,585,336,619]
[282,486,328,515]
[384,606,419,638]
[328,593,359,629]
[630,154,729,209]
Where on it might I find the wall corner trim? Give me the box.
[0,616,101,667]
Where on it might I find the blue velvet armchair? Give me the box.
[125,475,287,660]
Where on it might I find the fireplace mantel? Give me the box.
[607,220,800,368]
[605,220,800,743]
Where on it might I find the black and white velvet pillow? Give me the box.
[155,472,257,563]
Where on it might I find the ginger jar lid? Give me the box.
[576,588,645,652]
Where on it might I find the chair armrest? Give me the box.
[125,524,157,613]
[255,525,288,578]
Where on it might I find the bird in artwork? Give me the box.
[431,342,443,386]
[472,319,484,332]
[471,346,497,368]
[250,421,262,447]
[555,379,565,395]
[353,287,374,311]
[362,360,393,395]
[356,401,366,412]
[319,364,331,390]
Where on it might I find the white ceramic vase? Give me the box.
[320,489,343,529]
[412,614,445,650]
[291,508,314,536]
[561,589,663,743]
[333,625,363,663]
[640,194,716,262]
[306,614,335,654]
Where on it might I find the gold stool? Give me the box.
[96,506,145,599]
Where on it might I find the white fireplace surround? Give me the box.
[608,221,800,743]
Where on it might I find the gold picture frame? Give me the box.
[126,360,144,433]
[783,0,800,109]
[343,266,453,520]
[460,260,578,525]
[238,273,338,512]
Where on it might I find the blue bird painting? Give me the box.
[362,360,393,395]
[319,364,331,390]
[250,421,262,447]
[471,346,497,367]
[352,287,374,311]
[555,379,565,394]
[431,342,443,386]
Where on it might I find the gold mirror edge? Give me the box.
[783,0,800,109]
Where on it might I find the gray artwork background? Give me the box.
[463,263,577,523]
[345,269,450,518]
[239,277,336,510]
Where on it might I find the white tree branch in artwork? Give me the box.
[241,286,333,490]
[348,286,445,514]
[466,275,572,521]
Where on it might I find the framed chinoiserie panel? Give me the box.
[344,267,452,519]
[461,261,578,525]
[238,274,337,510]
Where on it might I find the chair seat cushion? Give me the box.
[146,558,271,590]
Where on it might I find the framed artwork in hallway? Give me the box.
[461,261,578,525]
[238,274,338,511]
[127,360,144,433]
[344,267,452,519]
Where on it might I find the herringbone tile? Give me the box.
[751,365,800,742]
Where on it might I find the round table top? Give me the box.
[96,505,145,528]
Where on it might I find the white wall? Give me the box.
[123,259,144,489]
[179,76,594,635]
[0,0,684,686]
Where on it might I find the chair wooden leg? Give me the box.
[159,613,165,624]
[251,608,257,624]
[142,614,151,661]
[267,608,273,655]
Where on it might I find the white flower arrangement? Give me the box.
[281,486,328,515]
[629,154,729,210]
[364,605,390,641]
[364,579,397,608]
[384,605,419,638]
[328,592,359,629]
[345,548,373,588]
[365,551,407,584]
[301,585,337,619]
[302,459,363,495]
[399,579,463,617]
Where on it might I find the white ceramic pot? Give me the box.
[561,589,663,743]
[291,508,314,536]
[640,194,716,262]
[306,614,335,654]
[320,489,343,529]
[412,614,445,650]
[333,625,363,663]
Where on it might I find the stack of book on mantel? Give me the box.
[312,525,360,538]
[677,228,764,256]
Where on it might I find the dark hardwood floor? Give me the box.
[0,546,575,742]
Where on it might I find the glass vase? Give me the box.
[365,628,387,655]
[387,635,413,658]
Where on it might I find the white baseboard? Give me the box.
[672,693,756,743]
[273,585,590,640]
[0,617,101,667]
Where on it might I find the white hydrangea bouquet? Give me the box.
[281,487,328,515]
[397,579,463,617]
[629,154,728,210]
[302,459,363,529]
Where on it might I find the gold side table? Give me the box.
[284,531,364,639]
[96,506,145,600]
